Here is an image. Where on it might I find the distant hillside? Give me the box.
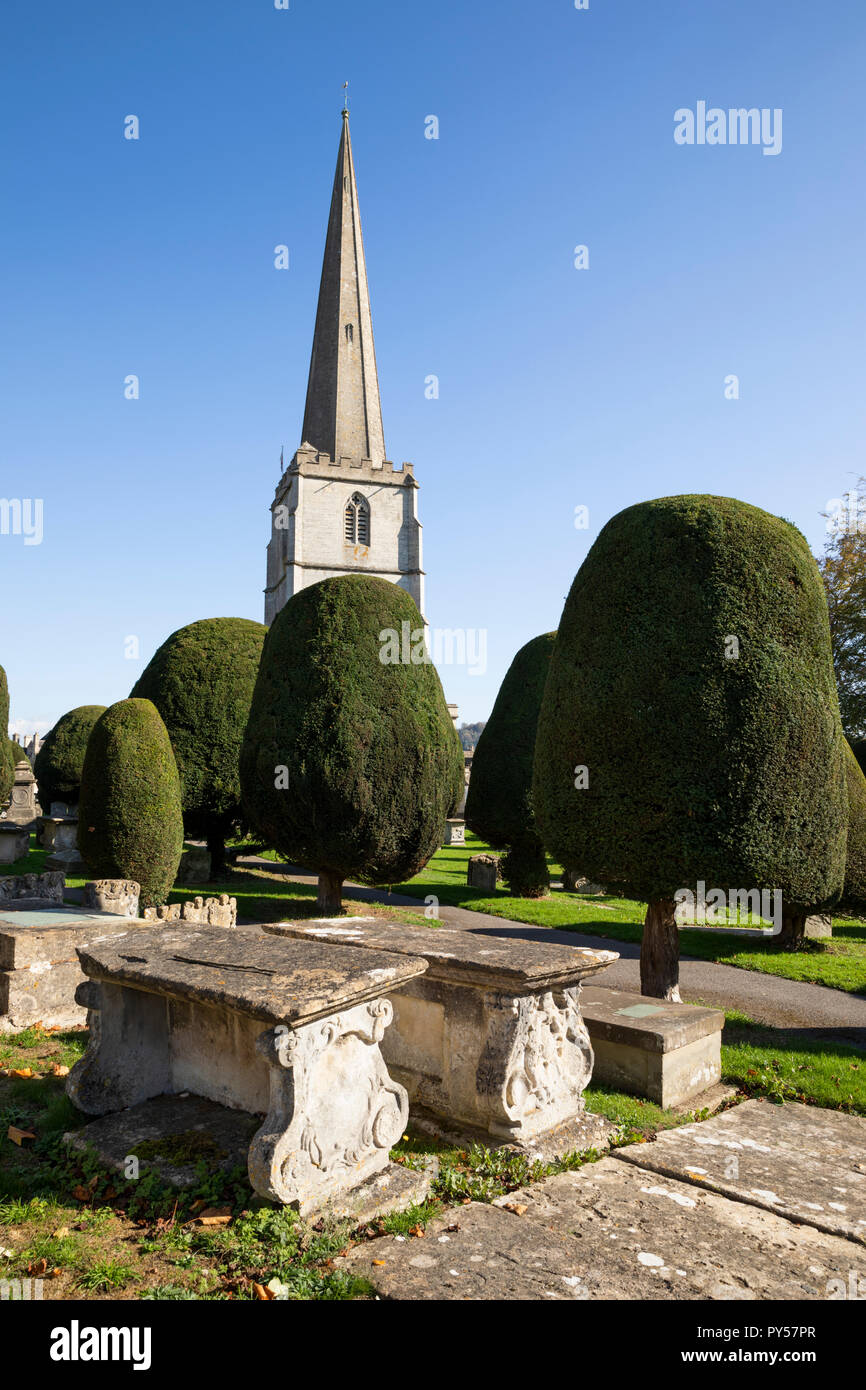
[458,722,486,750]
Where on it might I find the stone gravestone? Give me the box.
[1,760,39,830]
[467,853,500,891]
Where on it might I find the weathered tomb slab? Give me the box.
[613,1098,866,1243]
[340,1155,863,1300]
[68,926,429,1216]
[0,906,152,1030]
[264,916,618,1143]
[76,924,424,1026]
[579,985,726,1108]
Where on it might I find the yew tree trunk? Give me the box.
[777,909,807,948]
[206,829,227,881]
[317,870,344,915]
[640,897,682,1001]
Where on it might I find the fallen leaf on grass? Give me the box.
[11,1069,33,1079]
[71,1186,91,1203]
[52,1227,70,1239]
[196,1206,232,1226]
[50,1063,69,1077]
[7,1126,36,1146]
[408,1224,425,1238]
[28,1259,48,1276]
[252,1282,272,1301]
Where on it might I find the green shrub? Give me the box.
[465,633,555,897]
[77,699,184,907]
[840,741,866,914]
[130,617,267,876]
[534,495,847,995]
[34,705,106,809]
[0,665,14,804]
[240,576,463,912]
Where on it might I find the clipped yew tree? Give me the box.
[534,495,847,999]
[0,665,15,804]
[240,575,462,913]
[839,741,866,914]
[465,632,556,897]
[34,705,106,810]
[78,698,184,908]
[130,617,267,876]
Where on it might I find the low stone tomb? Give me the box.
[0,905,153,1031]
[38,816,78,854]
[579,986,727,1109]
[39,814,86,874]
[0,826,30,865]
[264,917,618,1150]
[67,927,430,1217]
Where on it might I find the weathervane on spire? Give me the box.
[342,81,349,113]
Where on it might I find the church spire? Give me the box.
[301,110,386,465]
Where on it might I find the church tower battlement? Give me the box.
[265,110,424,626]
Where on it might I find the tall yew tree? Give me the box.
[534,495,847,999]
[465,632,555,896]
[240,576,462,913]
[130,617,267,876]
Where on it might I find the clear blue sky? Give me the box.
[2,0,864,735]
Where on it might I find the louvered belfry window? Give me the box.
[345,492,370,545]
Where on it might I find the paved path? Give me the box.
[239,860,866,1047]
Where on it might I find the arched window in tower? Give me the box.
[345,323,354,344]
[345,493,370,546]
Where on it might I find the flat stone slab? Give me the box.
[340,1155,863,1300]
[66,1093,259,1187]
[0,908,138,968]
[77,926,428,1028]
[580,986,724,1051]
[265,917,619,990]
[613,1099,866,1244]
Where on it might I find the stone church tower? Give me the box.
[265,111,424,625]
